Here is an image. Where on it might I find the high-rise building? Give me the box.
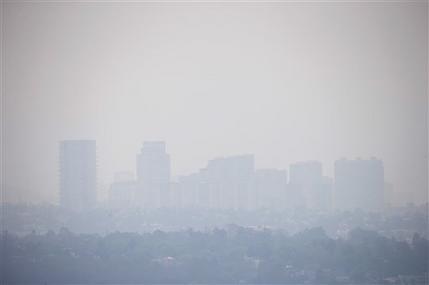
[175,173,201,208]
[334,158,384,212]
[290,161,322,186]
[289,161,331,210]
[59,140,96,211]
[205,155,254,209]
[384,182,394,209]
[109,172,137,209]
[172,155,255,210]
[253,169,287,210]
[136,141,171,208]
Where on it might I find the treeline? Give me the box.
[1,226,428,284]
[3,203,429,239]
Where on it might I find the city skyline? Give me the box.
[57,139,390,211]
[2,137,414,208]
[1,135,417,208]
[3,2,427,206]
[1,2,427,283]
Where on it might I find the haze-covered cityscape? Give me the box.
[2,140,428,283]
[1,1,428,284]
[65,140,386,212]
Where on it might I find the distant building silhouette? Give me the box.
[136,141,171,208]
[205,155,255,209]
[289,161,331,210]
[384,182,394,209]
[173,155,255,210]
[334,158,384,211]
[174,173,202,208]
[320,176,333,210]
[253,169,288,210]
[99,140,387,212]
[59,140,96,211]
[109,172,137,209]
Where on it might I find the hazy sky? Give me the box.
[3,1,428,204]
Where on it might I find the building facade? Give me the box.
[289,161,331,210]
[59,140,96,211]
[334,158,384,211]
[136,141,171,208]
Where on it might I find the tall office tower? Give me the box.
[136,141,171,208]
[289,161,330,210]
[334,158,384,212]
[59,140,96,211]
[253,169,287,210]
[205,155,254,209]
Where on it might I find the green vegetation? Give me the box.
[1,226,427,284]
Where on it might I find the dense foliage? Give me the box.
[1,226,427,284]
